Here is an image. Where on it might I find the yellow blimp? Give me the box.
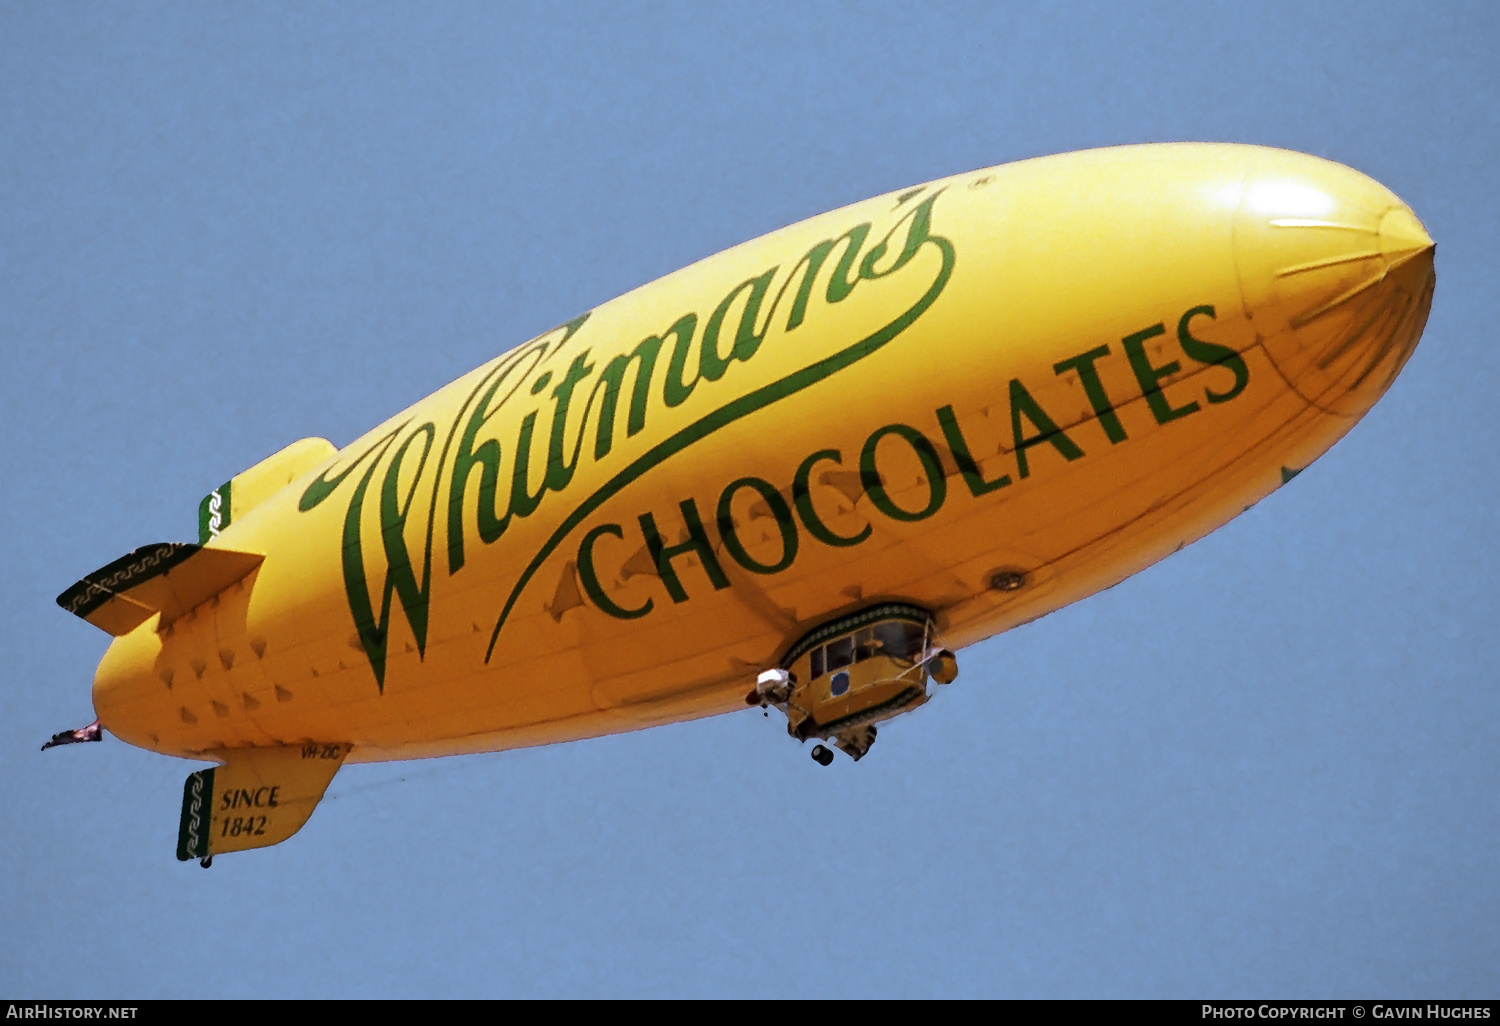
[47,143,1434,864]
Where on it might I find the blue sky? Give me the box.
[2,1,1496,997]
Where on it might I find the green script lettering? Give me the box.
[591,334,665,458]
[446,350,546,573]
[700,270,777,383]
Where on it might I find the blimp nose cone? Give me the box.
[1234,154,1435,417]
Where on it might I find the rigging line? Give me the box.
[324,760,468,802]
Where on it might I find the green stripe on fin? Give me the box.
[176,768,215,861]
[198,481,232,544]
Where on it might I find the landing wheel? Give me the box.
[811,744,834,766]
[199,856,213,869]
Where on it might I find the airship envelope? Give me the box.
[49,143,1434,863]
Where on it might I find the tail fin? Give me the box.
[56,543,263,636]
[177,743,350,862]
[198,436,336,543]
[58,436,335,636]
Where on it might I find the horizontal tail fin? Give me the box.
[59,437,334,636]
[56,543,263,636]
